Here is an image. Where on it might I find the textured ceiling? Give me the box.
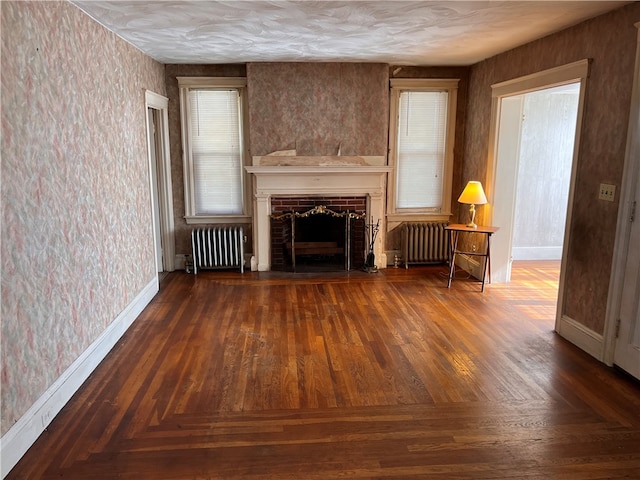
[71,1,630,65]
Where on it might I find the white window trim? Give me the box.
[387,78,458,223]
[178,77,251,224]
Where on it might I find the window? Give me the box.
[178,77,249,223]
[388,79,458,221]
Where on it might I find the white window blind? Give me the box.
[188,89,243,215]
[396,91,448,210]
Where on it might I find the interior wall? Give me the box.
[247,62,389,157]
[1,0,166,435]
[464,2,640,334]
[167,63,468,258]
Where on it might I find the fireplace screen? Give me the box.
[271,205,366,273]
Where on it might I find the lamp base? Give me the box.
[466,204,478,229]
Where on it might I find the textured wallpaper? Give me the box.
[247,62,388,157]
[464,3,640,334]
[1,1,166,434]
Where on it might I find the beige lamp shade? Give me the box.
[458,181,487,228]
[458,181,488,205]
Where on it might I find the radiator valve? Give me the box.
[184,254,194,274]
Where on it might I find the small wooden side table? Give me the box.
[445,224,499,292]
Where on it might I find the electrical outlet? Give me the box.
[599,183,616,202]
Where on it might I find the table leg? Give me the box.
[447,231,459,288]
[487,234,492,285]
[481,234,492,292]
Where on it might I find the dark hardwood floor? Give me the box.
[8,261,640,479]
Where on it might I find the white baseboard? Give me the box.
[556,314,604,361]
[512,246,562,260]
[0,278,159,478]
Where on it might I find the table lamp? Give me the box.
[458,181,487,229]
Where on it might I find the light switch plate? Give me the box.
[599,183,616,202]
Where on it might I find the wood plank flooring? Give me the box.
[8,261,640,479]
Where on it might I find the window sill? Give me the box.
[185,215,252,225]
[386,212,452,224]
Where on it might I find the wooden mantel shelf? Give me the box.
[246,165,392,175]
[251,155,386,167]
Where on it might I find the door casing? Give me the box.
[603,22,640,379]
[145,90,175,273]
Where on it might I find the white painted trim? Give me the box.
[176,76,246,88]
[252,155,386,166]
[603,23,640,367]
[512,246,563,261]
[386,213,452,225]
[486,95,524,283]
[555,74,589,338]
[491,59,590,97]
[387,79,459,218]
[145,90,176,272]
[178,78,250,220]
[246,167,389,271]
[246,165,392,175]
[184,215,252,225]
[390,78,460,89]
[0,278,158,478]
[556,315,604,361]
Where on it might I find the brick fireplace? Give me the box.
[270,196,366,272]
[246,161,391,271]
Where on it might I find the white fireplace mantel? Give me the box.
[246,164,392,271]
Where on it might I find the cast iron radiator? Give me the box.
[402,222,450,267]
[191,226,244,274]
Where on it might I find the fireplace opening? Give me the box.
[270,197,366,273]
[289,214,345,272]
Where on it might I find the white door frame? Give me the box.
[148,107,164,272]
[486,60,590,340]
[603,22,640,371]
[145,90,175,272]
[489,95,524,283]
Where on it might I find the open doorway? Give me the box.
[511,83,579,263]
[488,60,589,285]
